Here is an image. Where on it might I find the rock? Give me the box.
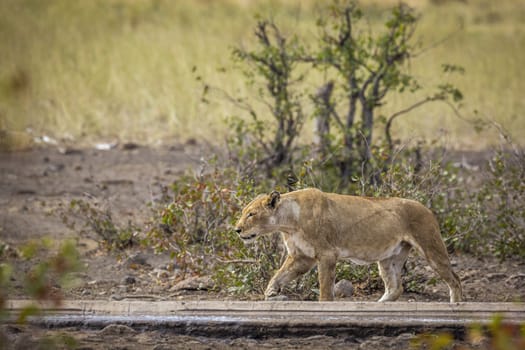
[99,324,136,336]
[46,163,65,172]
[126,253,150,268]
[0,324,22,335]
[152,268,170,279]
[94,142,118,151]
[334,279,354,298]
[58,147,83,155]
[169,276,214,292]
[122,142,140,150]
[358,333,413,350]
[122,275,136,285]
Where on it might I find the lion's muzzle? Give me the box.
[235,227,257,242]
[240,233,257,241]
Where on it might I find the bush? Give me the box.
[226,0,464,186]
[61,199,139,251]
[143,161,285,294]
[477,141,525,259]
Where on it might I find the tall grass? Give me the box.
[0,0,523,147]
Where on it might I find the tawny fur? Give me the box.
[234,188,462,303]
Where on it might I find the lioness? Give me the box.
[234,188,462,303]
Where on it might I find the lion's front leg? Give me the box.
[265,255,316,299]
[317,255,337,301]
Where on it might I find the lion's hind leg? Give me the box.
[377,242,411,302]
[410,236,463,303]
[424,251,463,303]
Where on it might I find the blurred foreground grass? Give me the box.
[0,0,523,148]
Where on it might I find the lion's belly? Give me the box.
[337,240,407,264]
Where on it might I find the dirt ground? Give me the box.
[1,143,524,349]
[0,322,426,350]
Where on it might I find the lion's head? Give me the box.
[234,191,281,243]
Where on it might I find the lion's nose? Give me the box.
[234,228,242,234]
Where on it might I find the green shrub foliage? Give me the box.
[144,164,284,293]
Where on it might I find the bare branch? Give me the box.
[412,26,462,58]
[385,96,435,152]
[215,257,257,264]
[207,85,256,116]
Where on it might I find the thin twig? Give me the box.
[215,257,257,264]
[385,96,436,151]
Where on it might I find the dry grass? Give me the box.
[0,0,523,148]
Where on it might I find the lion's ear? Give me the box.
[267,191,280,209]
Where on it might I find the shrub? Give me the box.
[143,161,285,293]
[61,199,139,251]
[143,139,524,299]
[226,0,464,186]
[477,138,525,260]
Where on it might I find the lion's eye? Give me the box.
[247,212,255,218]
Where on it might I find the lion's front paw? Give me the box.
[264,285,280,299]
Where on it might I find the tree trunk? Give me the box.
[361,105,373,163]
[339,77,358,184]
[313,81,334,158]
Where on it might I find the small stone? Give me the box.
[169,276,214,292]
[123,275,136,285]
[126,253,150,267]
[58,147,83,155]
[122,142,140,150]
[99,324,136,336]
[334,279,354,298]
[152,268,170,279]
[1,324,23,335]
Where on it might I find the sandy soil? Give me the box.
[1,143,524,349]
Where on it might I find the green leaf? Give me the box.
[0,263,12,286]
[17,304,40,324]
